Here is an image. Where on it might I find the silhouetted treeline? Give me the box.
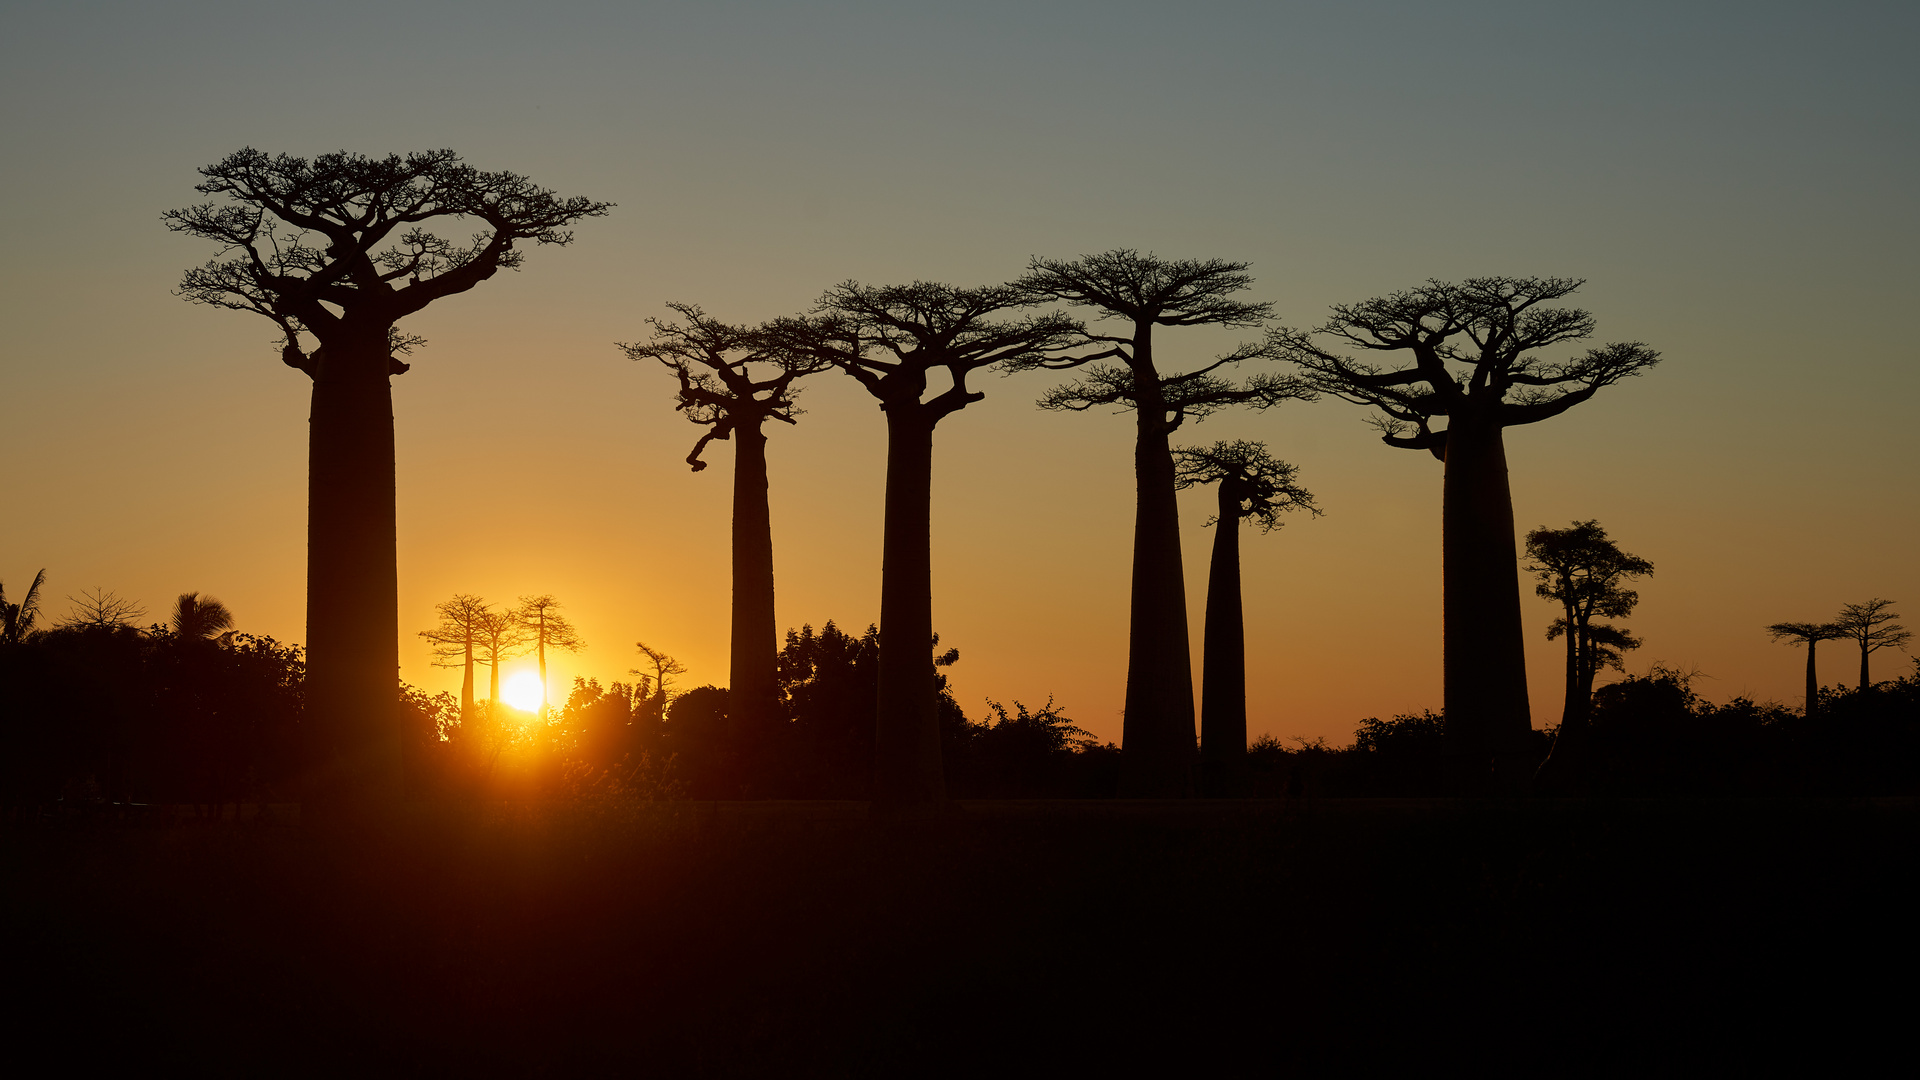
[0,623,303,810]
[8,616,1911,809]
[406,621,1122,801]
[1249,667,1918,799]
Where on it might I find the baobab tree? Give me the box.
[420,594,492,721]
[165,148,609,802]
[1831,598,1911,689]
[1009,250,1308,796]
[1765,621,1843,717]
[1270,278,1660,792]
[474,609,530,710]
[621,305,826,783]
[771,282,1086,809]
[1525,521,1652,790]
[514,595,584,718]
[1171,441,1316,796]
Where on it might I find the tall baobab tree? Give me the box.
[420,594,491,721]
[1765,621,1844,717]
[0,570,46,646]
[621,305,826,782]
[170,592,236,640]
[772,282,1085,810]
[1831,599,1911,689]
[165,148,609,802]
[1008,250,1308,796]
[1171,441,1316,796]
[1270,278,1660,792]
[474,609,530,711]
[514,595,584,718]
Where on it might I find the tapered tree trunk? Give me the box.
[731,421,780,797]
[1559,615,1581,729]
[536,634,548,718]
[489,658,500,707]
[1536,614,1589,796]
[1805,639,1819,716]
[304,330,401,806]
[461,642,475,721]
[1441,415,1533,794]
[872,407,944,809]
[1120,332,1197,797]
[1858,642,1869,691]
[1199,484,1246,797]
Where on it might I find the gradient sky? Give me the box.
[4,0,1915,746]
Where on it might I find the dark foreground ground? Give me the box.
[7,797,1914,1075]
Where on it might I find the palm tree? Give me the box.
[1,570,47,645]
[171,592,236,640]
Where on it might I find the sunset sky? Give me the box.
[4,1,1915,746]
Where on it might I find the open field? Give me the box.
[9,798,1913,1074]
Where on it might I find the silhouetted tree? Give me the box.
[1171,441,1316,795]
[513,595,584,718]
[1524,521,1653,725]
[58,588,146,630]
[166,148,609,803]
[1832,599,1911,689]
[622,305,827,791]
[777,621,882,797]
[631,640,689,725]
[475,609,530,710]
[771,283,1085,810]
[170,592,235,640]
[420,594,491,721]
[1009,251,1308,796]
[1271,278,1660,792]
[1765,621,1843,717]
[1525,521,1653,791]
[0,570,46,646]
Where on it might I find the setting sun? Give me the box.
[502,671,544,713]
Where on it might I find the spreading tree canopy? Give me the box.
[772,282,1085,809]
[1271,278,1659,792]
[165,149,608,803]
[1009,251,1308,796]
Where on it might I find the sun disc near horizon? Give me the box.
[502,672,544,713]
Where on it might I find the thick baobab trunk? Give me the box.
[1441,416,1533,794]
[730,421,780,796]
[1805,639,1819,716]
[305,330,401,806]
[488,657,500,707]
[1120,337,1197,797]
[1199,482,1246,797]
[1857,642,1869,691]
[872,407,944,809]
